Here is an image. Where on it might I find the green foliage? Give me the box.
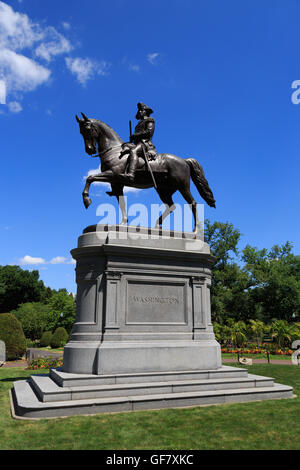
[271,320,300,348]
[248,320,266,345]
[0,313,26,360]
[205,219,300,324]
[46,290,76,334]
[226,319,247,347]
[0,265,48,313]
[26,339,40,348]
[12,302,53,340]
[213,322,231,346]
[242,242,300,322]
[214,318,300,350]
[40,331,53,347]
[11,291,76,340]
[205,220,241,267]
[50,327,69,348]
[205,220,253,323]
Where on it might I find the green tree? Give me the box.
[213,322,231,346]
[205,220,253,323]
[249,319,265,346]
[46,290,76,334]
[271,320,300,348]
[12,302,53,340]
[227,319,247,347]
[0,265,48,313]
[242,243,300,322]
[204,220,241,268]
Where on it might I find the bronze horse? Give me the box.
[76,112,216,232]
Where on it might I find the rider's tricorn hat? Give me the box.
[137,102,153,115]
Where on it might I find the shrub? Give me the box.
[50,327,68,348]
[40,331,53,347]
[26,339,40,348]
[0,313,27,360]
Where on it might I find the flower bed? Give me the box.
[221,347,293,356]
[27,357,63,370]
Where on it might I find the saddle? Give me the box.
[120,141,158,161]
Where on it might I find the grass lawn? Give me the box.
[0,363,299,450]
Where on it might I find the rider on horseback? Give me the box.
[119,102,157,183]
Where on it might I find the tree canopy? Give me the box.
[205,220,300,324]
[0,265,49,313]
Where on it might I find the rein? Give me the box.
[91,144,122,160]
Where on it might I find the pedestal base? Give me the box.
[11,366,294,419]
[63,340,221,375]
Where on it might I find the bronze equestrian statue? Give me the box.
[76,103,216,232]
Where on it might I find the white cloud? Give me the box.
[35,27,72,62]
[8,100,22,112]
[129,64,140,73]
[0,48,51,98]
[19,255,46,265]
[50,256,67,264]
[0,1,43,51]
[0,1,72,109]
[65,57,110,85]
[18,254,75,266]
[62,22,71,31]
[147,52,159,65]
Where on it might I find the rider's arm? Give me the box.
[132,120,155,142]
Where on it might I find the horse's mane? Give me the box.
[91,119,124,144]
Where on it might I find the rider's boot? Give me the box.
[119,150,138,183]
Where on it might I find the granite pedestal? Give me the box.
[63,224,221,375]
[11,225,293,419]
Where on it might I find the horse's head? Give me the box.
[76,112,99,156]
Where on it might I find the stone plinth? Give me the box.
[11,225,294,419]
[63,225,221,375]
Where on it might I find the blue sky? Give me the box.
[1,0,300,293]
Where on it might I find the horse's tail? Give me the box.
[186,158,216,208]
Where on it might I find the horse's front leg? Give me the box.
[82,171,113,209]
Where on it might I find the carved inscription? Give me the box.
[126,281,186,324]
[129,296,179,305]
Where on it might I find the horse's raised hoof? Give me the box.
[120,219,128,226]
[83,196,92,209]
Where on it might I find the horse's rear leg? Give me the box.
[179,187,200,233]
[154,191,176,229]
[110,184,128,225]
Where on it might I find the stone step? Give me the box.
[30,374,275,403]
[11,378,293,420]
[50,366,248,388]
